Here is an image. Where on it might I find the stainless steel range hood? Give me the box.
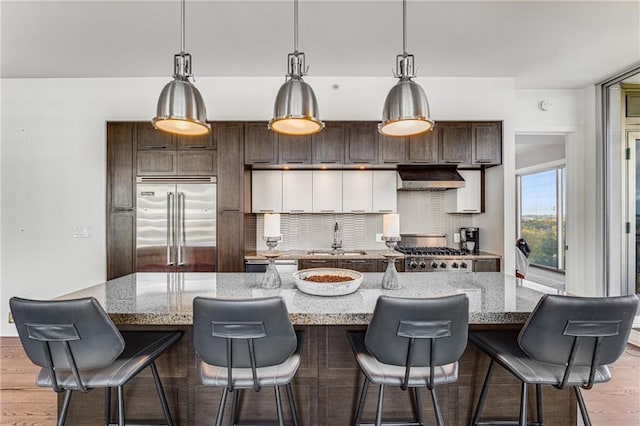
[396,165,465,191]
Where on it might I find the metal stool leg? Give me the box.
[518,382,528,426]
[430,388,444,426]
[536,384,544,425]
[117,385,125,426]
[215,387,229,426]
[375,384,385,426]
[230,389,240,426]
[286,383,299,426]
[275,386,285,426]
[354,378,369,426]
[151,362,174,426]
[574,387,592,426]
[472,359,496,426]
[414,387,425,425]
[58,389,73,426]
[104,388,111,426]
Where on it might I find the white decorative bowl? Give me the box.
[292,268,364,296]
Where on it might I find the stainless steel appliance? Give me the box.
[460,227,479,253]
[136,177,216,272]
[244,259,298,275]
[396,234,471,272]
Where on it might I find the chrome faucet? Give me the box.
[331,222,342,253]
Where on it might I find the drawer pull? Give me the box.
[310,260,327,263]
[320,210,335,213]
[377,210,393,213]
[259,209,275,213]
[350,210,366,213]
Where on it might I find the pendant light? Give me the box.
[152,0,210,136]
[269,0,324,136]
[379,0,434,137]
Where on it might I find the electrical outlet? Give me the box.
[454,233,460,243]
[376,233,383,242]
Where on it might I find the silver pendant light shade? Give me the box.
[269,0,324,136]
[152,0,210,136]
[379,0,433,137]
[380,76,433,137]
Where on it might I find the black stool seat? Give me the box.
[200,332,303,388]
[470,294,638,426]
[348,294,469,426]
[470,330,611,386]
[349,332,459,387]
[36,331,180,389]
[10,296,181,426]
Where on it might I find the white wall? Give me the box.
[1,76,516,336]
[514,88,601,296]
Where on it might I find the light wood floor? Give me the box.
[1,337,639,425]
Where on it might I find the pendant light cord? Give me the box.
[293,0,298,53]
[402,0,407,56]
[180,0,186,53]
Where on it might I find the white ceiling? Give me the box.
[2,0,639,88]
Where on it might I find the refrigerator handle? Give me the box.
[178,192,185,266]
[167,192,174,266]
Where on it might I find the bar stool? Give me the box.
[9,296,181,426]
[192,296,304,426]
[348,294,469,426]
[470,294,638,426]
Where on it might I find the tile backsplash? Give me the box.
[255,192,473,251]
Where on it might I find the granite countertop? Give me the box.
[57,272,559,326]
[244,250,502,260]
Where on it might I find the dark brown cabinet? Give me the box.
[472,122,502,165]
[379,135,406,164]
[216,123,252,272]
[278,134,312,164]
[298,259,339,269]
[407,128,439,163]
[136,122,216,176]
[106,122,137,280]
[244,123,277,165]
[438,122,472,165]
[473,258,500,272]
[312,122,345,164]
[346,123,379,164]
[338,259,378,272]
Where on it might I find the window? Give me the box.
[517,168,566,271]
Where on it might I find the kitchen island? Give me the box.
[56,272,574,425]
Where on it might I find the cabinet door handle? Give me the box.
[445,160,464,164]
[320,210,335,213]
[462,209,478,212]
[350,210,365,213]
[474,160,493,163]
[252,161,272,164]
[377,209,393,213]
[144,146,167,149]
[285,161,304,164]
[353,161,370,164]
[320,161,338,164]
[348,260,367,263]
[289,210,305,213]
[259,209,275,213]
[310,260,327,263]
[188,146,208,149]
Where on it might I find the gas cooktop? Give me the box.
[396,246,469,257]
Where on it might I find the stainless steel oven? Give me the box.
[397,234,472,273]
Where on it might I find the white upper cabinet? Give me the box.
[312,170,343,213]
[442,169,482,213]
[282,170,313,213]
[372,171,398,213]
[252,170,282,213]
[343,170,373,213]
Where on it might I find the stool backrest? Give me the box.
[364,294,469,367]
[10,297,125,391]
[518,294,637,367]
[193,296,297,369]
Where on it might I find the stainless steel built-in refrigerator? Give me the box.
[136,177,216,272]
